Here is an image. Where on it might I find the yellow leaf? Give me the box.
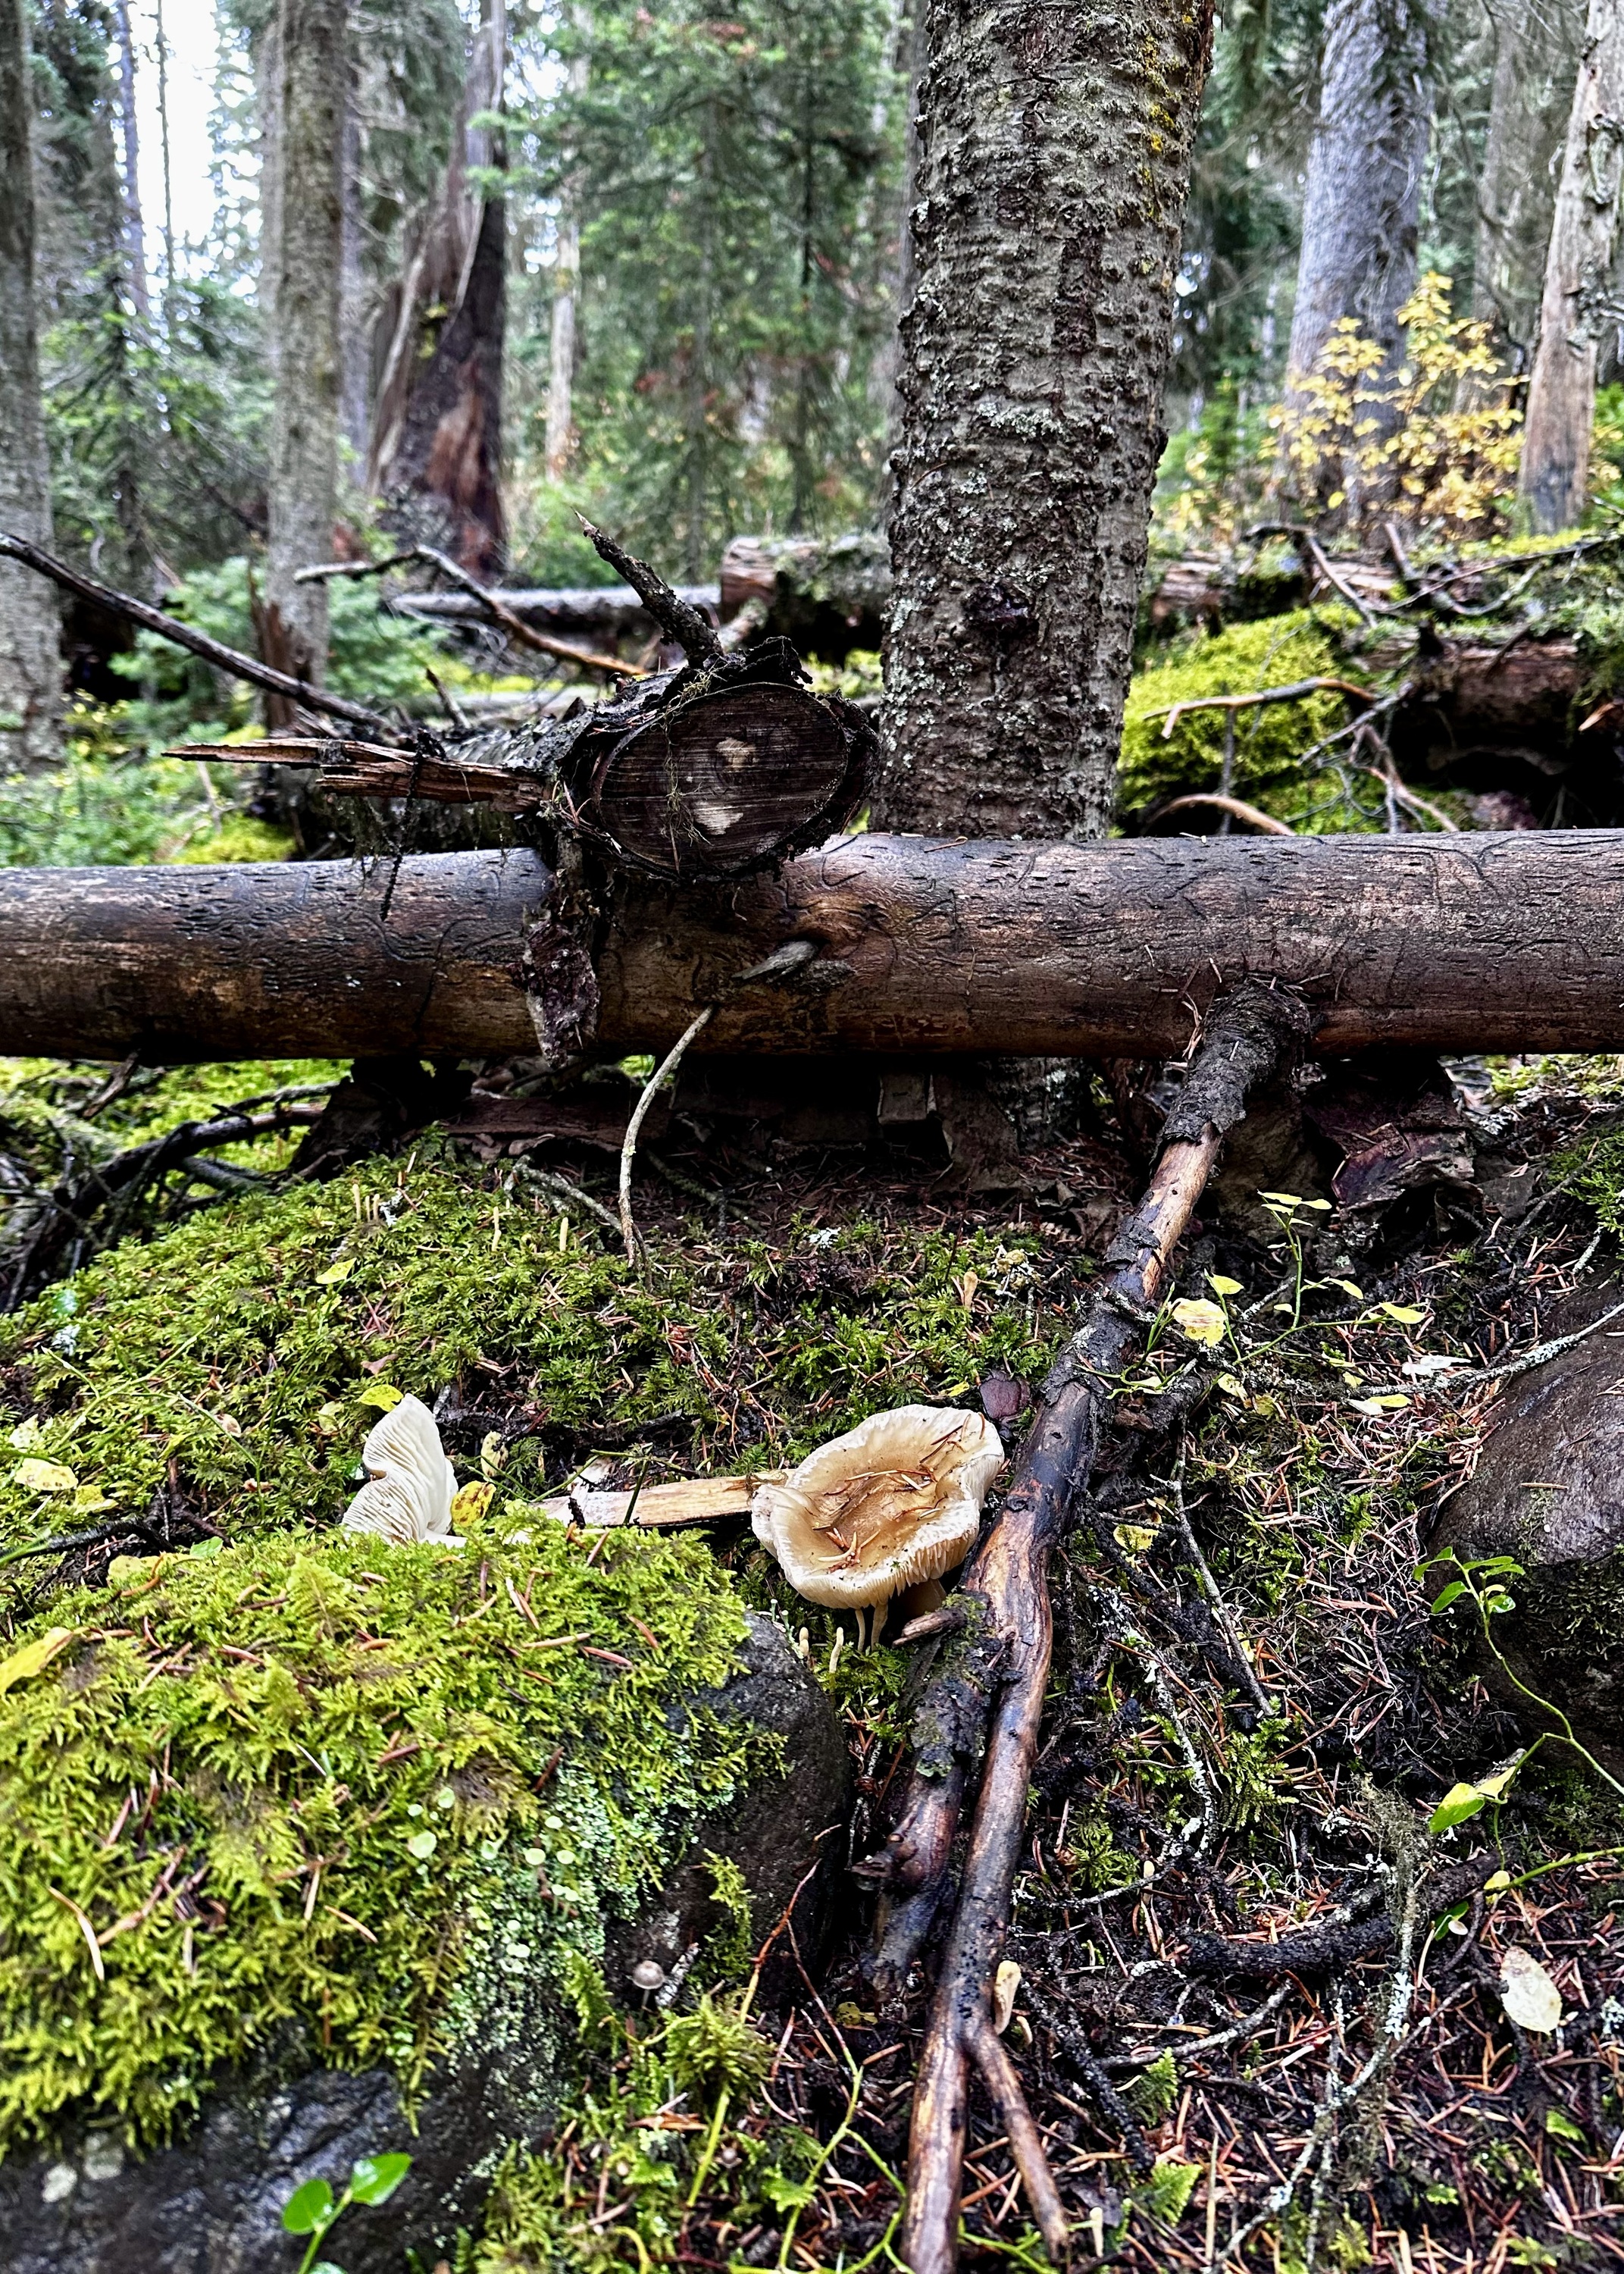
[70,1484,116,1514]
[14,1458,78,1494]
[451,1480,494,1527]
[0,1626,77,1697]
[1171,1298,1227,1348]
[1379,1303,1425,1324]
[1207,1274,1243,1297]
[7,1417,41,1452]
[356,1383,404,1411]
[1500,1947,1562,2034]
[316,1258,353,1286]
[1115,1523,1159,1555]
[1216,1373,1247,1401]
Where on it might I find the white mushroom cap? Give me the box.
[341,1393,458,1543]
[751,1405,1003,1611]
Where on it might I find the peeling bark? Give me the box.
[1518,0,1624,534]
[368,0,507,577]
[875,0,1213,840]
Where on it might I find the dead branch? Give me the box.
[1153,792,1297,835]
[861,982,1312,2272]
[405,543,641,679]
[0,531,394,738]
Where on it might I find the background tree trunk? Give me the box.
[337,58,369,469]
[1286,0,1435,399]
[0,0,62,770]
[264,0,347,687]
[111,0,149,320]
[1518,0,1624,534]
[872,0,1211,841]
[1471,0,1584,362]
[368,0,506,577]
[545,44,587,482]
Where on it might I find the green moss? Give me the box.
[0,1162,1059,1567]
[0,1517,754,2154]
[1120,612,1372,829]
[174,816,297,863]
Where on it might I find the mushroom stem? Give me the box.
[874,981,1313,2274]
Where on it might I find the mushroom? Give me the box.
[341,1394,461,1545]
[751,1404,1004,1645]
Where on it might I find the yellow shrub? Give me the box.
[1269,274,1522,540]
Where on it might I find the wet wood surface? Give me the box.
[5,828,1624,1062]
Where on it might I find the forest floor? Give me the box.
[5,1038,1624,2273]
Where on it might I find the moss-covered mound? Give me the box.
[0,1522,754,2157]
[1120,610,1372,829]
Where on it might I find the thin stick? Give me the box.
[0,530,394,737]
[1144,677,1374,734]
[1156,793,1296,836]
[409,543,640,679]
[618,1007,715,1261]
[967,2015,1072,2261]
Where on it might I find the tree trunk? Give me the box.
[0,0,62,769]
[264,0,347,687]
[368,0,506,578]
[337,57,369,468]
[1286,0,1435,397]
[1471,0,1585,361]
[873,0,1211,841]
[545,45,587,482]
[1518,0,1624,534]
[111,0,149,319]
[15,832,1624,1063]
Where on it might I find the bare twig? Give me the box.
[0,530,394,737]
[1144,677,1375,735]
[1155,794,1297,836]
[875,981,1313,2274]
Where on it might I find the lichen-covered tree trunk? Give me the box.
[1471,0,1585,359]
[1286,0,1435,394]
[872,0,1212,841]
[1518,0,1624,534]
[0,0,62,769]
[264,0,347,684]
[368,0,506,577]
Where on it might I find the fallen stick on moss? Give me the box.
[861,980,1312,2274]
[1141,675,1375,735]
[537,1474,788,1528]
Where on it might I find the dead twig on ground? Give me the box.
[859,980,1313,2274]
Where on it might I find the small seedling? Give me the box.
[281,2152,411,2272]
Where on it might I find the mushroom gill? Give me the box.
[341,1393,461,1545]
[751,1404,1004,1641]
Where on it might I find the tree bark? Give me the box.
[545,44,587,483]
[368,0,506,578]
[0,0,62,769]
[1518,0,1624,534]
[1471,0,1585,360]
[873,0,1212,840]
[1286,0,1435,401]
[264,0,347,686]
[16,832,1624,1063]
[111,0,149,319]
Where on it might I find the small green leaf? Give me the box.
[405,1829,437,1861]
[1545,2106,1587,2147]
[1428,1581,1467,1612]
[1378,1302,1426,1323]
[1428,1784,1487,1833]
[349,2152,412,2206]
[282,2178,335,2235]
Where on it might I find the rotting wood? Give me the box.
[20,830,1624,1063]
[859,982,1310,2272]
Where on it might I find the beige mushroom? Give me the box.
[341,1394,460,1545]
[752,1404,1003,1644]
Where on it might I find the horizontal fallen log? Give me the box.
[11,831,1624,1063]
[393,581,721,637]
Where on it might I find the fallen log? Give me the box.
[11,831,1624,1063]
